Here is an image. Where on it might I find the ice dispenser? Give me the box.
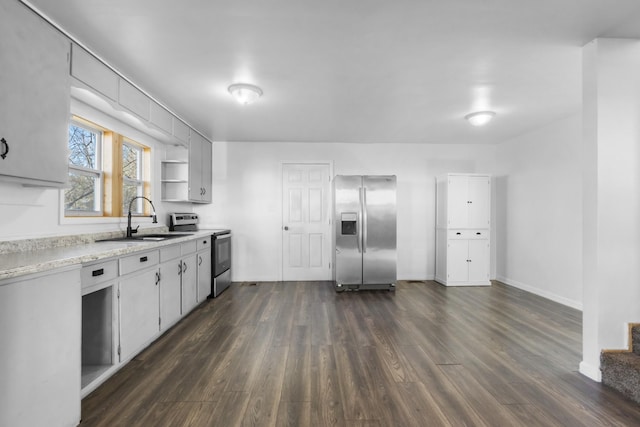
[341,212,357,235]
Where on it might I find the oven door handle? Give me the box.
[215,233,231,240]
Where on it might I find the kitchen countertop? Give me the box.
[0,229,219,281]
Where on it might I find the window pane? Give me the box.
[122,144,140,180]
[122,182,143,215]
[65,172,99,212]
[68,124,98,169]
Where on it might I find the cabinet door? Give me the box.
[197,249,212,301]
[447,240,469,282]
[181,257,198,313]
[201,139,212,203]
[119,269,159,361]
[447,175,469,228]
[468,240,490,282]
[0,1,70,185]
[468,176,491,229]
[159,261,182,330]
[188,132,204,201]
[0,268,81,427]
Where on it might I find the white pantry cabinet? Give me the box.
[435,173,491,286]
[0,0,70,186]
[0,266,81,427]
[437,174,491,229]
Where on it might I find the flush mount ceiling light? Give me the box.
[228,83,263,105]
[465,111,496,126]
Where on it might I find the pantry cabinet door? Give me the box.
[447,240,469,283]
[468,239,490,283]
[468,176,491,229]
[446,175,469,228]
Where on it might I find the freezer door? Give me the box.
[334,175,363,285]
[362,176,397,285]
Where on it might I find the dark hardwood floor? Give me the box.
[81,281,640,426]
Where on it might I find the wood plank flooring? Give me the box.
[81,281,640,426]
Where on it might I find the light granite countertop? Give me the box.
[0,230,217,281]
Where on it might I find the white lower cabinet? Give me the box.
[159,244,182,331]
[196,237,212,301]
[181,241,198,314]
[436,229,490,286]
[0,267,82,427]
[118,251,160,362]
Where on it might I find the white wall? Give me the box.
[195,141,496,282]
[494,114,583,309]
[581,38,640,381]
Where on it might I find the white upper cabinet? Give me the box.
[70,44,118,101]
[0,0,70,186]
[173,119,190,145]
[118,80,150,121]
[438,174,491,229]
[188,132,212,203]
[149,101,173,134]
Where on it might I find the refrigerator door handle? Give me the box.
[362,186,368,253]
[358,187,363,253]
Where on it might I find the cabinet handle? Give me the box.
[203,240,208,245]
[0,138,8,160]
[91,268,104,277]
[140,256,148,263]
[178,262,182,275]
[155,272,160,285]
[476,232,481,235]
[183,261,188,272]
[456,232,461,235]
[199,255,202,266]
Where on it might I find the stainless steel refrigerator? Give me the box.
[334,175,397,291]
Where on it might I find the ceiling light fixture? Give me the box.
[228,83,263,105]
[465,111,496,126]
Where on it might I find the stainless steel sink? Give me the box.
[96,233,193,243]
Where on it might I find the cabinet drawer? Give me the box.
[197,236,210,251]
[120,250,159,275]
[160,244,181,263]
[181,240,197,255]
[81,260,118,290]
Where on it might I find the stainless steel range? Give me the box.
[169,213,231,298]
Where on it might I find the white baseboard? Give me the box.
[496,275,583,311]
[579,361,602,382]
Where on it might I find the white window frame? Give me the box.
[65,120,104,216]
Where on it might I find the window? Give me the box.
[64,116,151,218]
[122,141,144,215]
[65,121,103,215]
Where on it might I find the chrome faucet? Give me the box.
[126,196,158,237]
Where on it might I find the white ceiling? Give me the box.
[25,0,640,144]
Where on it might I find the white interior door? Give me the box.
[282,163,331,281]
